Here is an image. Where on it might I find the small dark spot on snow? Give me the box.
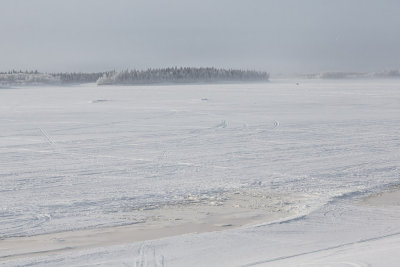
[90,99,109,104]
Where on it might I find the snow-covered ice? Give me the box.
[5,190,399,266]
[1,80,400,266]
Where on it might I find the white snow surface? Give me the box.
[5,197,400,266]
[1,80,400,266]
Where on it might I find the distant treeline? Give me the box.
[0,70,109,85]
[3,68,400,86]
[0,67,269,86]
[301,70,400,79]
[0,71,60,85]
[53,72,107,84]
[97,67,269,85]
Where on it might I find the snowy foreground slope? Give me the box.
[5,193,400,266]
[1,80,400,266]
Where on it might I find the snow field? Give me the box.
[1,80,400,265]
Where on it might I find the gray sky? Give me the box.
[1,0,400,73]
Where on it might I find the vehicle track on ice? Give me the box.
[239,231,400,266]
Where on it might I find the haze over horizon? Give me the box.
[1,0,400,74]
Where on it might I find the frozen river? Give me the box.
[1,80,400,239]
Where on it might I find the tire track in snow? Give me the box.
[272,120,279,129]
[134,242,165,267]
[239,231,400,266]
[39,128,55,146]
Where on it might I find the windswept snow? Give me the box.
[3,191,400,266]
[1,80,400,265]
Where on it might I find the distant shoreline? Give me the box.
[0,80,270,89]
[0,67,269,87]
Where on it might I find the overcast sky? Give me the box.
[1,0,400,73]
